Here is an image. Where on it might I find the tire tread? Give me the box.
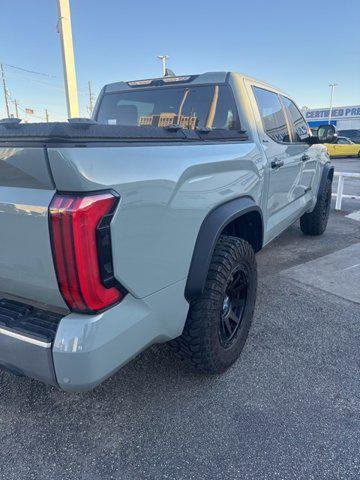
[170,236,257,373]
[300,177,332,236]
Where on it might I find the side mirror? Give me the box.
[317,124,336,143]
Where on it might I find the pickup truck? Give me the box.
[0,72,334,391]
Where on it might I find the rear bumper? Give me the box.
[0,327,57,385]
[0,280,188,391]
[0,299,62,385]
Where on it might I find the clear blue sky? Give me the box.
[0,0,359,121]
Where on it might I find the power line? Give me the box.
[1,62,56,78]
[7,69,88,96]
[0,63,92,120]
[5,70,87,96]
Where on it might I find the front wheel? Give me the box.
[170,236,257,373]
[300,176,332,236]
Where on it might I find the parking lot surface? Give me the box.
[0,168,359,479]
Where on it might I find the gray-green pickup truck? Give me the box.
[0,71,334,391]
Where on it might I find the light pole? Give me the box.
[57,0,79,118]
[157,55,169,77]
[13,99,19,118]
[328,83,338,125]
[88,81,94,116]
[1,64,10,117]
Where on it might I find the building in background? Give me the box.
[302,105,360,130]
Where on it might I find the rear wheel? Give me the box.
[170,236,257,373]
[300,176,332,236]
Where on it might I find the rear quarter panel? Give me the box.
[48,142,265,298]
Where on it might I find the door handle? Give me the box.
[271,159,284,169]
[301,154,310,162]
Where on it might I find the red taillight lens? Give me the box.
[49,192,123,313]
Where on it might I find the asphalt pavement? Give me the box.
[0,185,359,479]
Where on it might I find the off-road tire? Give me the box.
[300,176,332,236]
[170,236,257,373]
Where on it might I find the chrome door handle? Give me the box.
[271,159,284,169]
[302,154,310,162]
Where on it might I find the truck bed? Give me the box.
[0,121,256,308]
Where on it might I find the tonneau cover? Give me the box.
[0,122,248,144]
[0,122,197,143]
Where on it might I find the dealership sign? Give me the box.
[304,105,360,120]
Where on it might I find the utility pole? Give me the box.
[45,109,49,122]
[57,0,79,118]
[328,83,338,125]
[157,55,169,77]
[13,99,19,118]
[88,81,94,116]
[1,64,10,118]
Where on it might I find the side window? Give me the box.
[281,96,310,142]
[253,86,291,143]
[337,138,349,144]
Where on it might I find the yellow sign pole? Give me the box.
[57,0,79,118]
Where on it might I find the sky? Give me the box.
[0,0,359,121]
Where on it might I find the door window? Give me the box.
[253,87,291,143]
[280,96,310,142]
[337,138,351,144]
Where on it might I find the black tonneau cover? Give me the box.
[0,122,192,143]
[0,122,248,144]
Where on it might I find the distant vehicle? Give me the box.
[0,72,334,391]
[338,129,360,144]
[325,136,360,158]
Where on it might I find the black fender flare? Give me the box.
[185,196,263,302]
[318,162,334,199]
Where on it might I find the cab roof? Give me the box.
[104,72,229,93]
[103,71,287,97]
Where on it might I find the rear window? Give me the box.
[96,84,241,137]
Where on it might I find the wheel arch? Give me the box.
[185,196,263,302]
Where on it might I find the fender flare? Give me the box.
[185,196,263,302]
[318,162,334,199]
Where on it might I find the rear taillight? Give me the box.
[49,191,123,313]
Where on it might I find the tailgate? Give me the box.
[0,147,67,310]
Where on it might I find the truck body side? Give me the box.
[0,72,330,390]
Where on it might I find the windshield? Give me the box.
[96,84,241,136]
